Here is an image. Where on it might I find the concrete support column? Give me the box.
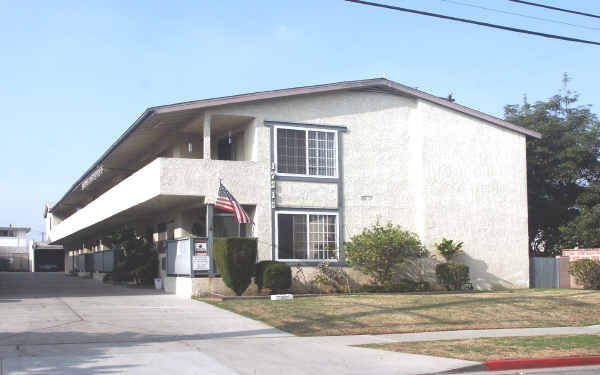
[206,203,215,276]
[203,114,211,160]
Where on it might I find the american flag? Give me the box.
[215,182,251,224]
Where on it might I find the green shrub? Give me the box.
[214,237,257,296]
[436,262,470,291]
[345,222,427,285]
[569,259,600,289]
[255,260,279,291]
[434,238,464,261]
[263,262,292,293]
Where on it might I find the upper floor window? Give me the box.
[275,126,337,178]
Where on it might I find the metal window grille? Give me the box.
[309,215,337,260]
[277,128,306,174]
[308,131,336,177]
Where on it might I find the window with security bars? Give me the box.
[276,128,306,175]
[308,131,336,176]
[277,212,338,261]
[276,127,337,177]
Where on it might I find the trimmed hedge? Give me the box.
[360,279,431,293]
[263,262,292,293]
[214,237,257,296]
[436,262,470,291]
[255,260,278,291]
[569,259,600,289]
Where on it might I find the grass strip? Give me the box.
[359,334,600,362]
[196,289,600,336]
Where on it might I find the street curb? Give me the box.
[432,356,600,374]
[485,356,600,371]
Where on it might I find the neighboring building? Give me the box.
[0,226,31,271]
[45,78,540,291]
[31,242,64,272]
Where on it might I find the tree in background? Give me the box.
[504,74,600,256]
[560,183,600,248]
[110,226,158,285]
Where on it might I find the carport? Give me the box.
[32,243,64,272]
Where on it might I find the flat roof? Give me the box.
[0,227,30,233]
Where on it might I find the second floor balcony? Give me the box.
[48,157,266,243]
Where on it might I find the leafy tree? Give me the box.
[111,226,158,285]
[504,75,600,255]
[344,222,427,285]
[560,183,600,248]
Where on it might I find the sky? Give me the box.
[1,0,599,241]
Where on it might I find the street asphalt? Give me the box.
[0,272,475,375]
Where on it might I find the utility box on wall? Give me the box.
[166,237,215,277]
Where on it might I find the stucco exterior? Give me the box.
[48,80,534,292]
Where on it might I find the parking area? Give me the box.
[0,272,474,374]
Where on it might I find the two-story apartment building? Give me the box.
[45,78,540,292]
[0,226,31,271]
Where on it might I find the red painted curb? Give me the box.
[486,356,600,371]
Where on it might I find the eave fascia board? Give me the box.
[50,109,155,212]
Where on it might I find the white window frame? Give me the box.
[273,125,339,179]
[275,210,340,262]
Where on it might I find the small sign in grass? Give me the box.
[359,335,600,362]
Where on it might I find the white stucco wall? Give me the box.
[419,101,529,288]
[209,90,530,289]
[52,89,530,289]
[276,181,337,208]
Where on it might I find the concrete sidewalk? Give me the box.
[0,273,476,375]
[304,325,600,346]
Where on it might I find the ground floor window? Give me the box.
[276,211,338,261]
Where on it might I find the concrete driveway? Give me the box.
[0,273,475,375]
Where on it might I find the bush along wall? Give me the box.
[263,262,292,293]
[436,262,470,291]
[255,260,279,291]
[214,237,257,296]
[568,259,600,289]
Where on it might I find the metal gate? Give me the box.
[530,257,559,288]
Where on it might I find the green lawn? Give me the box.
[360,334,600,361]
[200,289,600,336]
